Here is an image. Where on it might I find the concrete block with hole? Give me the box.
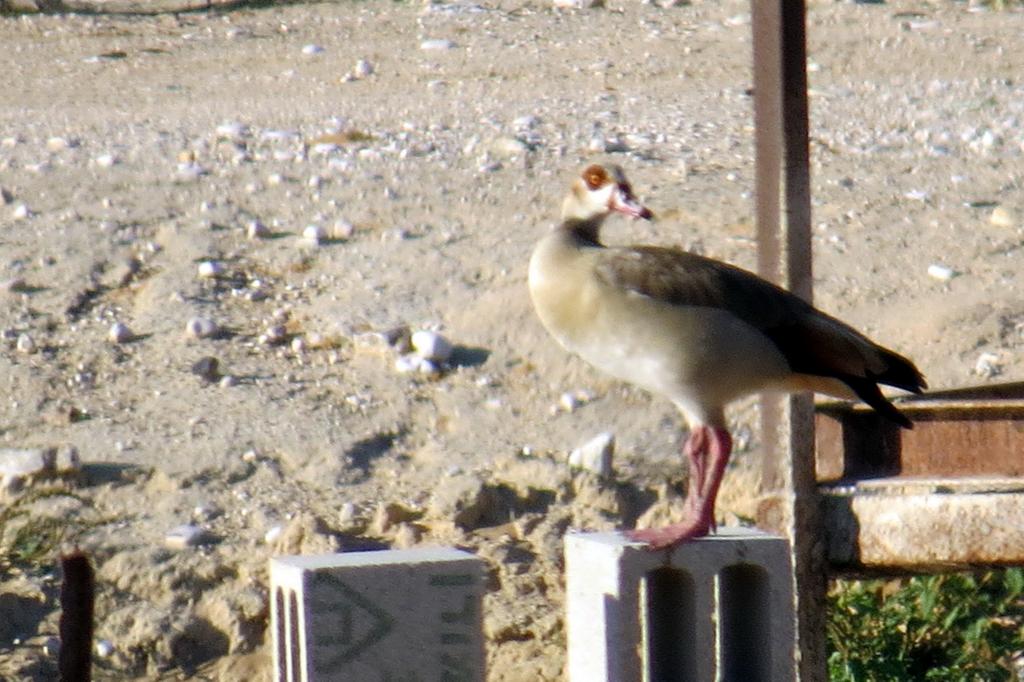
[271,548,486,682]
[565,528,795,682]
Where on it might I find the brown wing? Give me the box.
[595,246,926,420]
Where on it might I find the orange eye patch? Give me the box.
[582,165,608,191]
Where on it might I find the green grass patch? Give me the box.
[828,570,1024,680]
[0,487,105,577]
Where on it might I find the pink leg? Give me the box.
[627,426,733,550]
[683,428,707,515]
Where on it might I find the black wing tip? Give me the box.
[876,349,927,395]
[842,375,916,430]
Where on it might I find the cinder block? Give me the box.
[565,528,795,682]
[271,548,486,682]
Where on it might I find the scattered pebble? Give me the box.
[12,203,31,220]
[302,224,325,246]
[191,356,221,382]
[42,636,60,658]
[990,206,1017,229]
[185,317,219,339]
[395,353,440,376]
[108,321,133,344]
[95,640,115,658]
[489,136,529,158]
[94,153,117,168]
[215,121,249,139]
[165,524,211,549]
[926,263,957,282]
[3,277,28,293]
[975,352,1003,379]
[16,333,36,354]
[370,501,420,535]
[260,325,288,346]
[0,447,56,485]
[420,39,456,50]
[553,0,603,9]
[46,136,76,152]
[197,261,225,279]
[246,219,269,239]
[264,525,284,544]
[1,446,81,492]
[568,431,615,477]
[218,375,238,388]
[556,389,595,414]
[301,44,325,55]
[175,162,208,181]
[353,59,374,79]
[337,502,360,531]
[411,330,453,363]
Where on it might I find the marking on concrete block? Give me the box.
[431,573,474,587]
[309,571,394,667]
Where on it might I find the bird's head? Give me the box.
[561,164,653,224]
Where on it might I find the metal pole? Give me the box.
[751,1,827,679]
[60,551,95,682]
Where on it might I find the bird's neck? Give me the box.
[558,216,605,247]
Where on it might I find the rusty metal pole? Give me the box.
[60,551,95,682]
[751,0,828,680]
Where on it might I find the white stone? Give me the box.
[489,136,529,158]
[990,206,1017,228]
[197,261,225,278]
[261,325,287,346]
[303,224,325,245]
[568,431,615,477]
[330,219,355,240]
[95,640,114,658]
[264,525,284,544]
[354,59,374,78]
[246,219,269,239]
[16,333,35,354]
[46,136,73,152]
[420,39,455,50]
[42,636,60,657]
[553,0,603,8]
[165,524,209,550]
[0,447,57,481]
[185,317,219,339]
[216,121,249,139]
[12,203,30,219]
[411,330,453,363]
[301,44,325,55]
[94,153,117,168]
[395,354,425,374]
[927,263,956,281]
[108,322,132,344]
[175,162,208,180]
[975,352,1003,378]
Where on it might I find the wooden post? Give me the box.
[751,1,828,680]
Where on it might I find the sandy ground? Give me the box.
[1,0,1023,678]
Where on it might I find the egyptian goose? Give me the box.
[528,164,926,549]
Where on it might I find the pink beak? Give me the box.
[610,185,653,220]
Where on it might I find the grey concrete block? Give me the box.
[565,528,795,682]
[271,548,486,682]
